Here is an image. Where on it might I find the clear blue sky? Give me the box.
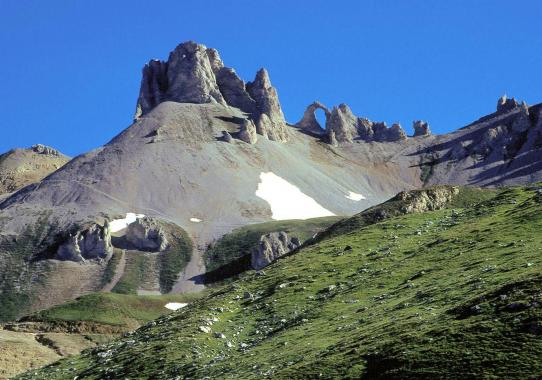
[1,0,541,156]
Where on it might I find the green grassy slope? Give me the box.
[20,292,205,329]
[18,185,542,379]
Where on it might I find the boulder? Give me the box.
[239,119,258,144]
[413,120,431,136]
[251,231,300,270]
[56,222,113,262]
[125,217,168,252]
[220,130,234,143]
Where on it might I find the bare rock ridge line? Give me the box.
[295,101,431,144]
[134,41,288,143]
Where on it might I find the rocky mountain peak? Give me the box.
[134,41,289,142]
[31,144,62,156]
[497,95,520,113]
[413,120,431,136]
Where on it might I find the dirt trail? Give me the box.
[101,250,126,292]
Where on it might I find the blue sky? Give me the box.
[1,0,541,156]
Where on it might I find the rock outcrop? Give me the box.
[251,231,300,270]
[413,121,431,136]
[247,69,289,142]
[497,95,519,114]
[326,104,359,143]
[298,101,408,144]
[31,144,62,156]
[125,217,168,252]
[135,41,288,142]
[56,223,113,262]
[394,186,460,213]
[238,119,258,144]
[295,101,330,134]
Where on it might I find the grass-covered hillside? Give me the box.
[204,216,342,282]
[19,185,542,379]
[2,291,204,380]
[19,292,205,331]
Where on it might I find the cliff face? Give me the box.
[134,41,288,142]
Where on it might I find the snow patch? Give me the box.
[190,218,202,223]
[165,302,188,311]
[255,172,335,220]
[345,191,366,201]
[110,212,145,233]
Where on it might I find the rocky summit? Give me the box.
[2,40,542,379]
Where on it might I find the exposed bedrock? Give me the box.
[251,231,300,270]
[125,217,169,252]
[295,101,330,134]
[298,101,409,144]
[413,120,431,136]
[135,41,288,142]
[56,222,113,262]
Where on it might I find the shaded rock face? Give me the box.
[447,99,540,163]
[56,223,113,262]
[295,101,330,135]
[497,95,520,114]
[135,41,288,142]
[251,231,300,270]
[413,121,431,137]
[125,217,168,252]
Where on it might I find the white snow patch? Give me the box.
[110,212,145,233]
[164,302,188,311]
[345,191,366,201]
[190,218,202,223]
[255,172,335,220]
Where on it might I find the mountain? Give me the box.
[16,184,542,379]
[1,40,542,321]
[0,144,69,199]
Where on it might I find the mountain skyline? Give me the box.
[1,0,542,156]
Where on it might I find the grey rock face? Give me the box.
[372,122,407,142]
[413,121,431,136]
[326,104,358,143]
[134,41,289,142]
[295,101,330,135]
[31,144,61,156]
[215,67,257,115]
[238,119,258,144]
[251,231,300,270]
[511,102,531,133]
[56,222,113,262]
[247,69,289,142]
[125,217,168,252]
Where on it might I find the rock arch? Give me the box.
[295,101,331,135]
